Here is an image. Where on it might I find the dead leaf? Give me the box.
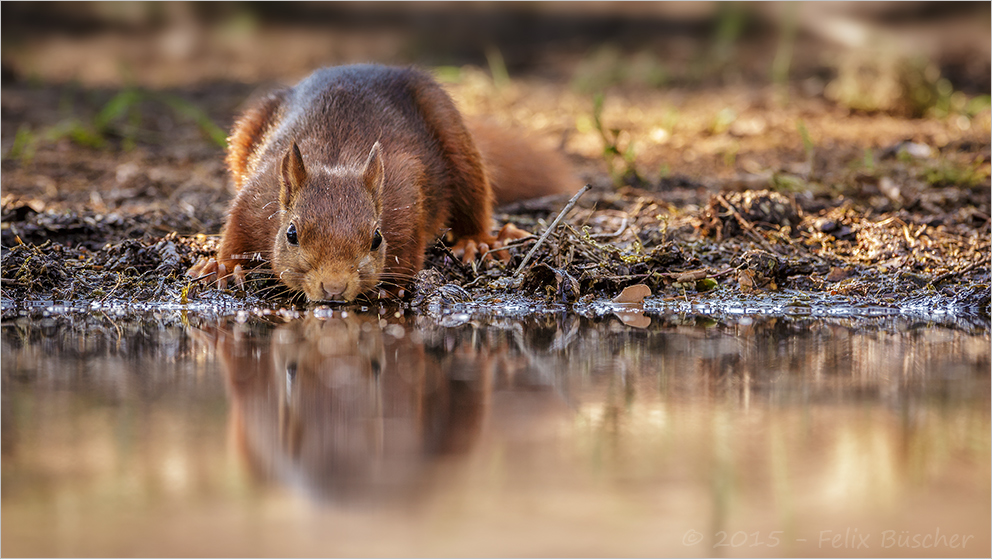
[826,267,851,282]
[612,283,651,304]
[676,269,709,283]
[738,269,756,290]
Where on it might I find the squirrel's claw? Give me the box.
[451,238,479,263]
[491,223,531,263]
[216,262,228,290]
[187,256,210,279]
[233,265,246,291]
[496,223,530,243]
[187,257,243,292]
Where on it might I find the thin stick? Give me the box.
[485,235,537,255]
[513,184,592,277]
[590,217,628,239]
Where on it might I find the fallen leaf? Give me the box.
[826,267,851,282]
[676,269,709,282]
[612,283,651,304]
[738,269,756,290]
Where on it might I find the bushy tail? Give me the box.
[467,120,579,206]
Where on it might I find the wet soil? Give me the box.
[1,4,989,328]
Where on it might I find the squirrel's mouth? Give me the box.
[304,287,354,304]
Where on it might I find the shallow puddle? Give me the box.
[2,309,989,557]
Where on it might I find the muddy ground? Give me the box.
[1,3,989,326]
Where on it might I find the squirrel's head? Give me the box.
[272,141,387,302]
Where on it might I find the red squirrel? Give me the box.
[188,64,576,302]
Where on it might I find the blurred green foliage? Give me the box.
[5,87,226,163]
[827,52,990,120]
[591,93,643,188]
[571,45,668,94]
[924,159,989,189]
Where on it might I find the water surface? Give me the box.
[2,310,989,557]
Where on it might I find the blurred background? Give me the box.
[2,1,989,201]
[2,1,990,91]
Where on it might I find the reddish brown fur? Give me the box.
[203,64,577,301]
[402,71,493,240]
[226,91,286,191]
[467,119,576,206]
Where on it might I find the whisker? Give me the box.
[289,290,308,306]
[278,269,305,280]
[376,274,417,281]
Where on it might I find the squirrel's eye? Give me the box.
[286,222,298,246]
[370,229,383,251]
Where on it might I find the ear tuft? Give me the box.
[362,141,385,200]
[279,142,307,208]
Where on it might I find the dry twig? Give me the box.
[513,184,592,277]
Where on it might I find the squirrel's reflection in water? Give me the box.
[194,314,560,504]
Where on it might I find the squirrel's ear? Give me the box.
[361,142,385,200]
[279,142,307,208]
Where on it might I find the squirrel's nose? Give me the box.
[320,280,348,300]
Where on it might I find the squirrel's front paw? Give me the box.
[187,257,246,290]
[494,223,530,244]
[450,237,490,263]
[451,223,532,264]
